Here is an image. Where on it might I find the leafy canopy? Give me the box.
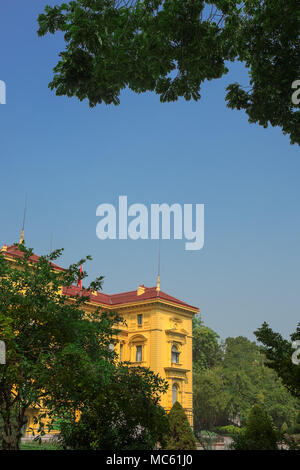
[192,333,299,432]
[37,0,300,144]
[0,243,119,449]
[193,366,229,433]
[192,314,223,371]
[254,322,300,399]
[59,364,169,450]
[0,243,170,450]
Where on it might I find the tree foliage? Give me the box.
[254,322,300,399]
[222,336,299,427]
[58,364,169,450]
[225,0,300,145]
[0,243,118,449]
[0,243,168,450]
[192,314,223,370]
[193,366,229,433]
[290,412,300,434]
[231,404,279,450]
[165,401,197,450]
[192,333,299,432]
[37,0,300,144]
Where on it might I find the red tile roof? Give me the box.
[63,285,111,304]
[62,284,198,310]
[1,244,65,271]
[2,244,198,310]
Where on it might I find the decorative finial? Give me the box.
[156,240,160,292]
[19,193,27,245]
[19,229,24,245]
[156,274,160,292]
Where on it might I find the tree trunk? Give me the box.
[1,407,26,450]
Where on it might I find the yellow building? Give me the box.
[1,244,199,434]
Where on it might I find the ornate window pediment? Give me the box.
[129,334,147,344]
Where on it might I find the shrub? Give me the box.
[215,425,242,437]
[164,402,197,450]
[231,405,278,450]
[288,412,300,435]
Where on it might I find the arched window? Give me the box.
[171,345,180,364]
[129,334,147,363]
[172,383,178,405]
[136,345,142,362]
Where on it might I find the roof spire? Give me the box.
[156,273,160,292]
[50,232,53,253]
[156,240,160,292]
[19,193,27,244]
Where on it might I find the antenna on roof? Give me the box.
[156,239,160,293]
[19,193,27,245]
[50,232,53,253]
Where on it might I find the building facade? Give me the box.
[1,244,198,434]
[65,282,198,424]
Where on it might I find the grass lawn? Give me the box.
[20,441,62,450]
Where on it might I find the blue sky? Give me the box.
[1,1,299,341]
